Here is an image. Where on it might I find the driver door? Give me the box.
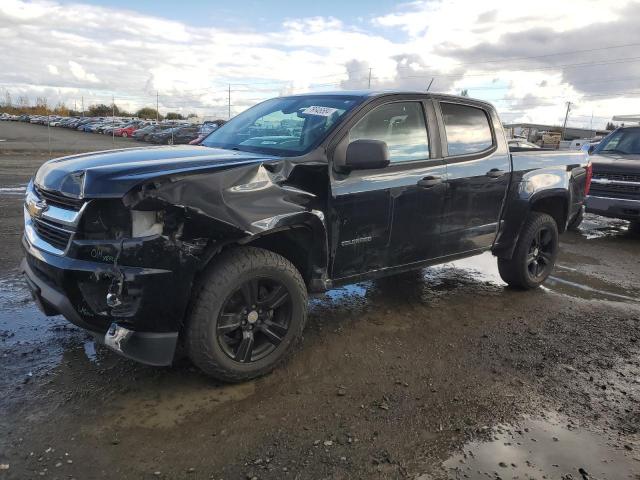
[329,98,447,280]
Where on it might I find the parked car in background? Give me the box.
[582,141,600,154]
[114,121,147,138]
[133,124,171,141]
[21,91,589,381]
[508,139,541,150]
[148,125,198,144]
[189,120,227,144]
[585,125,640,231]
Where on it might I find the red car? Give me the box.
[114,122,144,138]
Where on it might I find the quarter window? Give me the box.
[441,103,493,156]
[349,102,429,163]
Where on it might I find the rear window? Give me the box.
[441,103,493,156]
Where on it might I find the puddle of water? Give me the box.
[0,273,77,346]
[111,380,256,429]
[314,249,638,308]
[579,214,632,240]
[442,412,638,479]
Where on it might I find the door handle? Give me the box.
[417,176,443,188]
[486,168,506,178]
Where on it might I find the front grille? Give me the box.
[32,218,73,251]
[593,172,640,183]
[35,186,84,211]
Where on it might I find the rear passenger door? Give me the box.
[436,101,510,255]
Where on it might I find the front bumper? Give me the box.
[21,236,181,366]
[586,195,640,221]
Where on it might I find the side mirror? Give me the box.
[345,139,390,170]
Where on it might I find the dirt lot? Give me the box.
[1,121,639,480]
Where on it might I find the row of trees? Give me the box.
[0,93,195,120]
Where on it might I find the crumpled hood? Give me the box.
[590,153,640,173]
[34,145,277,198]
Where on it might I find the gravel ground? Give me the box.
[1,121,639,480]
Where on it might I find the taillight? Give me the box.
[584,161,593,196]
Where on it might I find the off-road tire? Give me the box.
[185,247,307,382]
[498,212,559,289]
[567,208,584,230]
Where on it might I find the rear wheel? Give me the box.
[498,212,559,289]
[186,247,307,382]
[122,131,128,138]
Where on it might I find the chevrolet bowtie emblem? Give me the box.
[27,198,49,218]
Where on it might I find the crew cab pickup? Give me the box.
[585,125,640,231]
[21,92,590,381]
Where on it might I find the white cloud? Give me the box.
[0,0,638,127]
[68,61,99,83]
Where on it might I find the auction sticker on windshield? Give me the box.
[301,106,339,117]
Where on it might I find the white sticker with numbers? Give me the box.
[301,106,339,117]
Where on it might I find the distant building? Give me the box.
[503,123,609,143]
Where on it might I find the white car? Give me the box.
[508,139,541,149]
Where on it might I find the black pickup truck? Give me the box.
[21,92,590,381]
[585,125,640,230]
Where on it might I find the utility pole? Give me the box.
[112,95,115,145]
[426,78,434,91]
[228,84,231,119]
[561,101,571,141]
[156,91,159,123]
[81,96,84,118]
[367,68,372,89]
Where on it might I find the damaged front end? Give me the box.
[21,152,329,366]
[21,179,211,366]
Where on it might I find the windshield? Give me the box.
[201,95,363,156]
[594,127,640,155]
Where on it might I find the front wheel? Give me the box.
[186,247,307,382]
[498,212,559,289]
[122,131,128,138]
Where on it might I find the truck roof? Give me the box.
[283,90,494,106]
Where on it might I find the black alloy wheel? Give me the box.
[186,246,307,382]
[217,277,292,363]
[526,226,556,280]
[498,212,559,289]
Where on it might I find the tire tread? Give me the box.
[185,246,307,382]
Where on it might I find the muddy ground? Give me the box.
[0,121,639,480]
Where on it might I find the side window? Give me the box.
[441,103,493,156]
[349,102,429,163]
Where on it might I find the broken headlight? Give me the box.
[79,200,131,240]
[131,210,164,237]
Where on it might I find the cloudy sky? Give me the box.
[1,0,640,128]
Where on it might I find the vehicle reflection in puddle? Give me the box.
[313,248,639,308]
[441,412,636,479]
